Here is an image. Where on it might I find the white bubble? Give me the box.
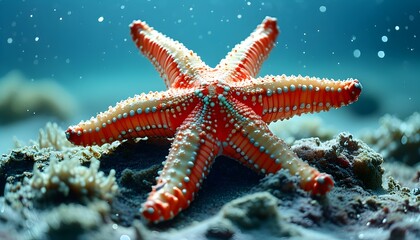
[237,14,242,19]
[247,1,251,6]
[353,49,361,58]
[381,35,388,42]
[35,37,39,42]
[120,235,130,240]
[7,37,13,44]
[377,51,385,58]
[98,16,104,22]
[120,5,125,10]
[319,6,327,13]
[395,25,399,31]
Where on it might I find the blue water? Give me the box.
[1,0,419,152]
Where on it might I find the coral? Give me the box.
[362,112,420,165]
[205,220,235,239]
[5,156,117,211]
[0,198,23,240]
[0,70,77,125]
[29,157,118,205]
[220,192,299,237]
[37,122,74,150]
[292,132,384,189]
[41,203,105,240]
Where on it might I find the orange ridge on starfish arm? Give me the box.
[66,16,362,223]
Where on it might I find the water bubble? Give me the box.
[395,25,399,31]
[120,5,125,10]
[112,223,118,230]
[247,1,251,6]
[120,235,130,240]
[35,37,39,42]
[381,35,388,42]
[98,16,104,22]
[237,14,242,19]
[7,38,13,44]
[409,15,414,21]
[319,6,327,13]
[377,51,385,58]
[353,49,361,58]
[67,11,72,15]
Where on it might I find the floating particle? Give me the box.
[237,14,242,19]
[395,25,399,31]
[65,58,70,63]
[67,11,72,15]
[247,1,251,6]
[381,35,388,42]
[409,15,414,21]
[377,51,385,58]
[35,37,39,42]
[319,6,327,13]
[353,49,361,58]
[120,234,130,240]
[120,5,125,10]
[98,16,104,22]
[7,37,13,44]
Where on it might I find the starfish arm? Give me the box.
[141,115,220,222]
[130,20,208,89]
[66,89,199,146]
[215,16,279,81]
[233,75,362,123]
[221,100,333,195]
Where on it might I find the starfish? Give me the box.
[66,16,362,223]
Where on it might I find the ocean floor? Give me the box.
[0,112,419,240]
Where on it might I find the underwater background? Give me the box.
[1,0,419,152]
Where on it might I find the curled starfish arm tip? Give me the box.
[130,19,208,89]
[304,173,335,196]
[141,120,220,222]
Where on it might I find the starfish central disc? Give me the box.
[66,16,362,223]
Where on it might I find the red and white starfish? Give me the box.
[66,17,362,223]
